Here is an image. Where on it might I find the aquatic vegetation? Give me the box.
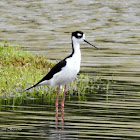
[0,41,111,105]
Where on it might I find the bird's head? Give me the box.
[71,31,98,49]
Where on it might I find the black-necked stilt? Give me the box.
[24,31,98,110]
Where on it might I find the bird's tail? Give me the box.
[23,83,39,92]
[23,75,46,92]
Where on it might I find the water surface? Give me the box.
[0,0,140,139]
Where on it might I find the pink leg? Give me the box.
[55,86,60,111]
[61,85,67,110]
[61,110,64,130]
[55,110,58,129]
[61,110,64,123]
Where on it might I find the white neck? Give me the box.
[72,36,80,53]
[65,36,81,75]
[71,37,81,61]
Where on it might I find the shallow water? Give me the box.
[0,0,140,139]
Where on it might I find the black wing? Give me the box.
[23,59,67,92]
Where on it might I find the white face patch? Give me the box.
[77,33,82,37]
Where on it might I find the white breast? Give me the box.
[50,48,81,87]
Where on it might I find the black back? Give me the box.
[23,59,67,91]
[34,59,66,86]
[40,60,66,81]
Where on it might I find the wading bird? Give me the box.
[24,31,98,111]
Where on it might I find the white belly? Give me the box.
[51,65,79,87]
[51,55,81,87]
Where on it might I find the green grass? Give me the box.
[0,40,110,105]
[0,40,55,94]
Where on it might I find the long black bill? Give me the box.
[84,39,98,49]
